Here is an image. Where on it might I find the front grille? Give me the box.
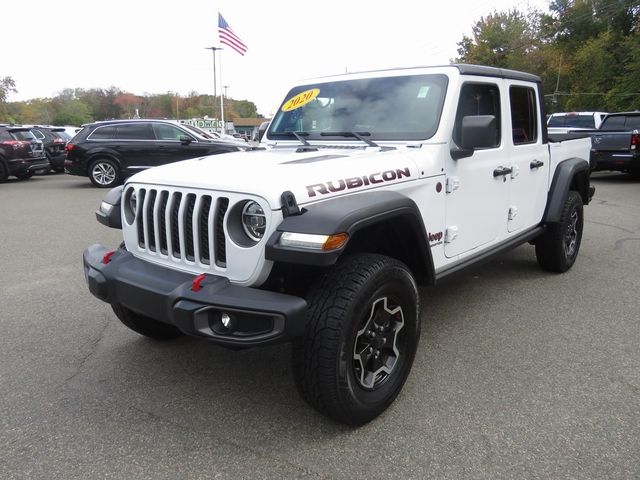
[134,188,229,267]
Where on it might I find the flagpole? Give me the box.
[219,49,225,134]
[205,46,222,124]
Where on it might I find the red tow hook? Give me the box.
[102,250,115,264]
[191,274,206,292]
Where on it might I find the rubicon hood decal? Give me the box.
[306,167,411,197]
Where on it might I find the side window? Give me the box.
[153,123,191,141]
[453,83,501,148]
[114,123,154,140]
[510,86,538,145]
[0,130,11,141]
[600,116,625,131]
[625,116,640,130]
[90,126,116,140]
[32,129,45,140]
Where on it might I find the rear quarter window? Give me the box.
[114,123,154,140]
[600,116,626,130]
[89,126,117,139]
[11,131,36,141]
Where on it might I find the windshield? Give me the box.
[182,124,214,139]
[268,74,448,141]
[53,131,71,141]
[10,130,36,141]
[548,114,595,128]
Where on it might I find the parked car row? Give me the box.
[0,125,51,182]
[548,111,640,177]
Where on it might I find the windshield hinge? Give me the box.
[281,191,301,217]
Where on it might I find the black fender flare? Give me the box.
[543,157,591,224]
[265,191,435,283]
[95,186,124,229]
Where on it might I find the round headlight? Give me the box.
[129,191,137,216]
[123,188,138,225]
[241,201,266,241]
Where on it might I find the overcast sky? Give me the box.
[3,0,550,117]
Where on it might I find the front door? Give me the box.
[444,81,510,258]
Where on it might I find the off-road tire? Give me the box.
[89,158,121,188]
[536,190,583,273]
[292,254,420,426]
[112,303,183,340]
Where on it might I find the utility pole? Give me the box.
[205,47,223,124]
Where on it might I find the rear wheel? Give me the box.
[89,158,121,188]
[292,254,421,425]
[535,190,583,273]
[112,304,183,340]
[0,162,7,183]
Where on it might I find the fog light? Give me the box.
[209,310,235,334]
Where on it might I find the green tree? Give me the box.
[565,31,622,110]
[51,100,92,126]
[233,99,258,118]
[456,9,540,70]
[0,76,18,122]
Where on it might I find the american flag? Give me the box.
[218,13,247,56]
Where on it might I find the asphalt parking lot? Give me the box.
[1,172,639,479]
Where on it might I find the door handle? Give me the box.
[530,160,544,169]
[493,166,513,177]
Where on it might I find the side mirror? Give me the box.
[257,121,270,142]
[451,115,498,160]
[179,135,193,145]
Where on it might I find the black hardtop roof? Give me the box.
[453,64,541,83]
[311,64,541,84]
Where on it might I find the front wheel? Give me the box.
[112,304,183,340]
[292,254,421,425]
[89,158,121,188]
[535,190,584,273]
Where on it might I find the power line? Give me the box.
[544,92,640,97]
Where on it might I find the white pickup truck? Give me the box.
[84,64,593,425]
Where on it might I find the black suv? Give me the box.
[0,126,50,182]
[31,126,71,173]
[65,119,248,187]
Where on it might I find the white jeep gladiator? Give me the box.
[84,65,593,425]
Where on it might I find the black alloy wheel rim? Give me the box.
[352,297,405,390]
[564,209,579,258]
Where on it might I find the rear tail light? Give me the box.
[1,140,29,149]
[65,143,76,152]
[631,131,639,150]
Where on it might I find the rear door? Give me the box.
[505,83,549,232]
[112,123,156,171]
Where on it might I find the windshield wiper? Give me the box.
[320,131,379,147]
[275,130,311,146]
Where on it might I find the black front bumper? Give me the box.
[83,244,308,347]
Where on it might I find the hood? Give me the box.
[128,146,422,209]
